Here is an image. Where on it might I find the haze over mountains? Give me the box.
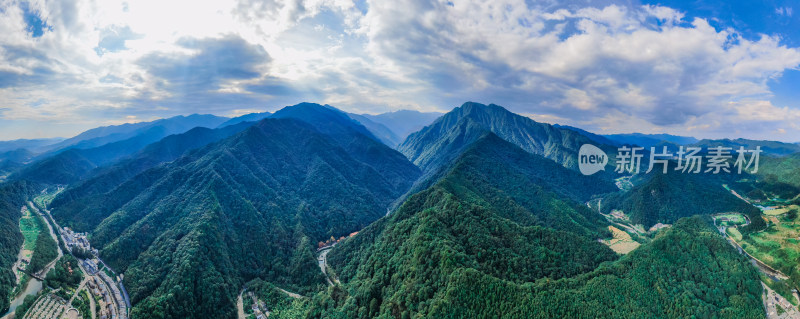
[0,101,796,318]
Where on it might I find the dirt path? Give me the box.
[277,288,305,299]
[236,290,246,319]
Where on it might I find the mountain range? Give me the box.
[47,103,420,318]
[0,101,795,318]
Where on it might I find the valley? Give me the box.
[0,102,797,318]
[4,189,131,319]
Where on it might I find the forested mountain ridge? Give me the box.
[269,103,419,189]
[48,117,420,319]
[49,121,255,224]
[44,114,228,154]
[692,138,800,156]
[600,166,766,233]
[0,181,37,315]
[10,116,239,185]
[311,133,764,318]
[418,216,763,319]
[319,134,620,317]
[397,102,616,174]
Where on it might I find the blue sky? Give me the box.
[0,0,799,141]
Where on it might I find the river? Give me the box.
[1,203,63,319]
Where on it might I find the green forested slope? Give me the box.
[320,134,622,318]
[0,181,36,314]
[312,136,764,319]
[11,115,232,185]
[50,117,420,319]
[397,102,617,173]
[49,122,254,227]
[601,168,766,232]
[421,216,763,319]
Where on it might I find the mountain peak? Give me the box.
[271,102,379,142]
[455,102,510,117]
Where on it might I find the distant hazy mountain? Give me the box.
[49,112,420,318]
[49,121,255,214]
[271,103,379,141]
[13,115,233,184]
[398,102,616,174]
[604,133,698,148]
[45,114,228,153]
[362,109,443,139]
[345,113,401,147]
[0,148,34,163]
[691,138,800,156]
[0,160,23,182]
[554,124,620,146]
[217,112,271,128]
[0,138,63,153]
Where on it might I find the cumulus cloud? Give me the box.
[0,0,799,141]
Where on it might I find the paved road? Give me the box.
[318,248,334,286]
[763,283,800,319]
[29,202,63,279]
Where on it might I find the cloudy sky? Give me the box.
[1,0,799,141]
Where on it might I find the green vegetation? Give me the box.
[26,213,58,274]
[727,227,743,241]
[715,213,747,226]
[19,206,41,251]
[11,114,230,185]
[601,168,766,233]
[244,279,309,318]
[310,135,765,318]
[32,187,63,209]
[763,205,800,216]
[398,102,619,176]
[755,153,800,189]
[45,254,83,290]
[760,274,797,306]
[48,122,254,219]
[49,112,421,319]
[739,208,800,304]
[71,289,92,319]
[14,293,39,318]
[0,181,36,314]
[414,218,762,318]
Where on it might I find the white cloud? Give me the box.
[0,0,799,141]
[776,6,793,17]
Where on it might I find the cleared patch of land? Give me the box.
[764,205,800,216]
[20,206,40,252]
[601,225,640,254]
[714,212,748,226]
[727,227,743,241]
